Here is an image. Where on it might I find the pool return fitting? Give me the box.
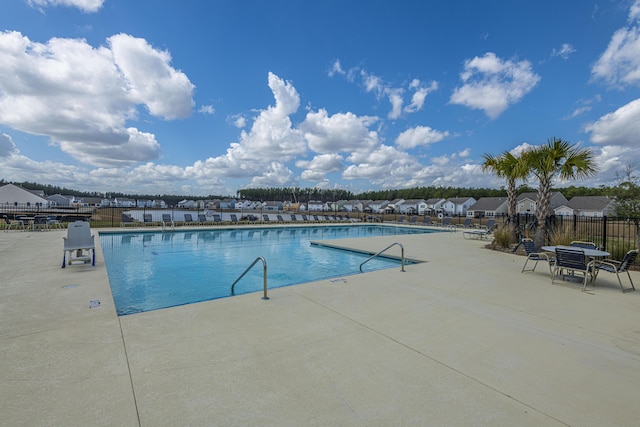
[359,242,405,272]
[231,256,269,300]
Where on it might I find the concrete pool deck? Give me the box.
[1,225,640,426]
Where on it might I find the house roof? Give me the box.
[566,196,614,211]
[445,197,475,204]
[0,184,48,205]
[469,197,508,211]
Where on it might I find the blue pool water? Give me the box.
[100,225,437,315]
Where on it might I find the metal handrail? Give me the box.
[360,242,405,272]
[231,256,269,300]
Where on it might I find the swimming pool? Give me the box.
[100,225,437,315]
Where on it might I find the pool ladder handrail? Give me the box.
[360,242,405,272]
[231,256,269,300]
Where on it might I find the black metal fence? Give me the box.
[2,204,638,265]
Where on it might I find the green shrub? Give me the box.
[491,226,513,250]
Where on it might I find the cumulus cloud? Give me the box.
[591,1,640,88]
[199,105,215,114]
[28,0,104,13]
[296,153,344,181]
[0,31,195,166]
[248,162,296,188]
[450,52,541,119]
[300,109,379,154]
[342,145,423,188]
[0,133,19,157]
[395,125,449,149]
[404,79,438,113]
[585,98,640,146]
[187,73,306,180]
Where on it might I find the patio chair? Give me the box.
[422,216,432,226]
[551,246,594,290]
[62,221,95,268]
[263,214,271,222]
[396,215,405,224]
[408,216,418,225]
[570,241,597,249]
[2,215,25,231]
[521,238,554,275]
[592,249,638,293]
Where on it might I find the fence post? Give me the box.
[602,215,607,251]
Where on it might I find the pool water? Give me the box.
[100,225,436,315]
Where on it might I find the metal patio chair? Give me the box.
[593,249,638,293]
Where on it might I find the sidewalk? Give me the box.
[1,227,639,426]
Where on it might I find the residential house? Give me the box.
[178,199,197,209]
[152,199,168,208]
[467,197,509,218]
[47,194,73,207]
[385,199,405,213]
[397,199,428,215]
[263,201,284,211]
[137,199,153,208]
[114,198,136,208]
[441,197,476,216]
[342,200,364,212]
[554,196,616,217]
[0,183,49,208]
[516,192,568,215]
[424,198,446,215]
[364,200,389,213]
[306,200,326,211]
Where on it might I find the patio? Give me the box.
[1,226,639,426]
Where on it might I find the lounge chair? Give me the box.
[484,219,497,232]
[521,238,554,275]
[422,216,432,226]
[198,214,208,225]
[183,213,195,225]
[458,218,473,228]
[162,213,175,230]
[592,249,638,293]
[212,214,223,224]
[396,215,405,224]
[408,216,418,225]
[230,214,239,223]
[290,214,298,221]
[276,214,285,222]
[263,214,271,222]
[552,246,594,290]
[143,213,156,226]
[62,221,95,268]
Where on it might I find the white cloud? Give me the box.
[591,2,640,88]
[328,59,345,77]
[387,88,404,119]
[28,0,104,13]
[248,162,296,188]
[395,126,449,149]
[585,98,640,146]
[551,43,576,60]
[450,52,541,119]
[0,133,19,157]
[300,109,379,154]
[187,73,306,180]
[228,114,246,128]
[404,80,438,113]
[342,145,423,188]
[296,153,344,182]
[0,31,195,166]
[198,105,215,114]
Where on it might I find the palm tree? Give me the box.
[523,137,598,248]
[481,150,528,241]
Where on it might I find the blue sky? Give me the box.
[1,0,640,196]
